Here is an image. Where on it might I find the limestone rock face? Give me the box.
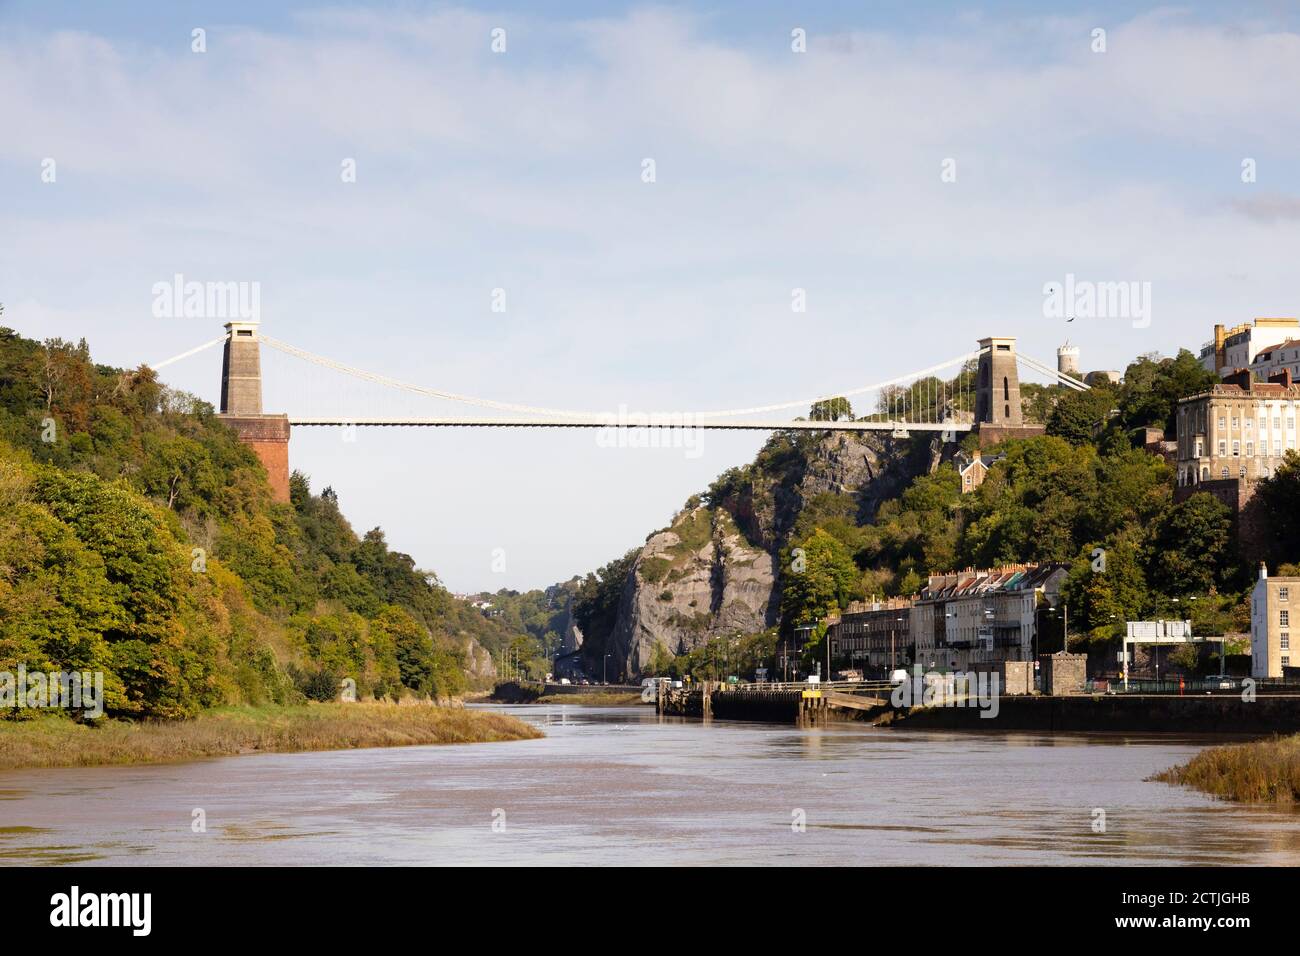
[606,430,947,676]
[561,619,584,654]
[463,637,498,681]
[609,511,778,676]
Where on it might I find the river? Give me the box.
[3,703,1299,865]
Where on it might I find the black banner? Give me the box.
[0,866,1278,941]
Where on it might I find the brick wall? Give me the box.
[218,414,291,503]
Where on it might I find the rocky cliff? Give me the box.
[607,428,949,676]
[463,637,499,682]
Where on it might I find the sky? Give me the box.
[3,1,1300,592]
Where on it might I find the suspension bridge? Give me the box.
[148,320,1088,501]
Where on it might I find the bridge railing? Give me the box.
[710,680,895,694]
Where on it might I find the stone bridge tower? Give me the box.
[975,336,1024,427]
[973,335,1043,446]
[217,320,291,503]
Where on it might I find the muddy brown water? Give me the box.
[2,704,1297,865]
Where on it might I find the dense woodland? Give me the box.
[0,328,535,718]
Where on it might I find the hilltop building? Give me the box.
[1252,564,1299,679]
[1057,341,1081,377]
[1084,370,1121,386]
[912,564,1067,672]
[1174,369,1300,561]
[954,449,1003,493]
[1249,343,1300,382]
[1175,370,1300,488]
[1198,317,1300,377]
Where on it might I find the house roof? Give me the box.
[920,563,1066,600]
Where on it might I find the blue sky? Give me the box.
[3,2,1299,591]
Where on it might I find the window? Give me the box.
[1233,440,1240,456]
[1247,442,1254,456]
[1280,587,1290,602]
[1281,610,1290,627]
[1285,656,1292,668]
[1219,440,1227,456]
[1232,417,1239,428]
[1221,467,1230,478]
[1219,416,1227,428]
[1276,416,1283,429]
[1195,440,1203,458]
[1282,633,1291,651]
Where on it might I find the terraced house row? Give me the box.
[827,564,1068,676]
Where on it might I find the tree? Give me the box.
[1116,350,1218,438]
[1145,493,1236,596]
[809,397,853,421]
[779,528,859,633]
[1063,531,1148,640]
[1257,451,1300,564]
[1046,385,1117,444]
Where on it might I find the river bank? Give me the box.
[489,681,645,706]
[1153,733,1300,803]
[5,703,1285,865]
[0,703,542,770]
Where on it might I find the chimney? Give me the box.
[1268,368,1294,388]
[1260,562,1269,581]
[1223,368,1252,391]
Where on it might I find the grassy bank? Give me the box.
[1153,734,1300,803]
[535,692,645,705]
[0,703,543,770]
[489,682,648,706]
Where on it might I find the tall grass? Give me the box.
[1153,734,1300,803]
[534,692,644,705]
[0,703,542,770]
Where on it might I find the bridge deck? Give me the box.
[289,417,971,431]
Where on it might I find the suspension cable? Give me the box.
[259,334,983,421]
[149,334,229,371]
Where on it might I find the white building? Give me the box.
[1248,339,1300,384]
[1252,564,1299,679]
[912,564,1068,671]
[1199,317,1300,376]
[1057,342,1081,377]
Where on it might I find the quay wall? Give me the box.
[898,693,1300,733]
